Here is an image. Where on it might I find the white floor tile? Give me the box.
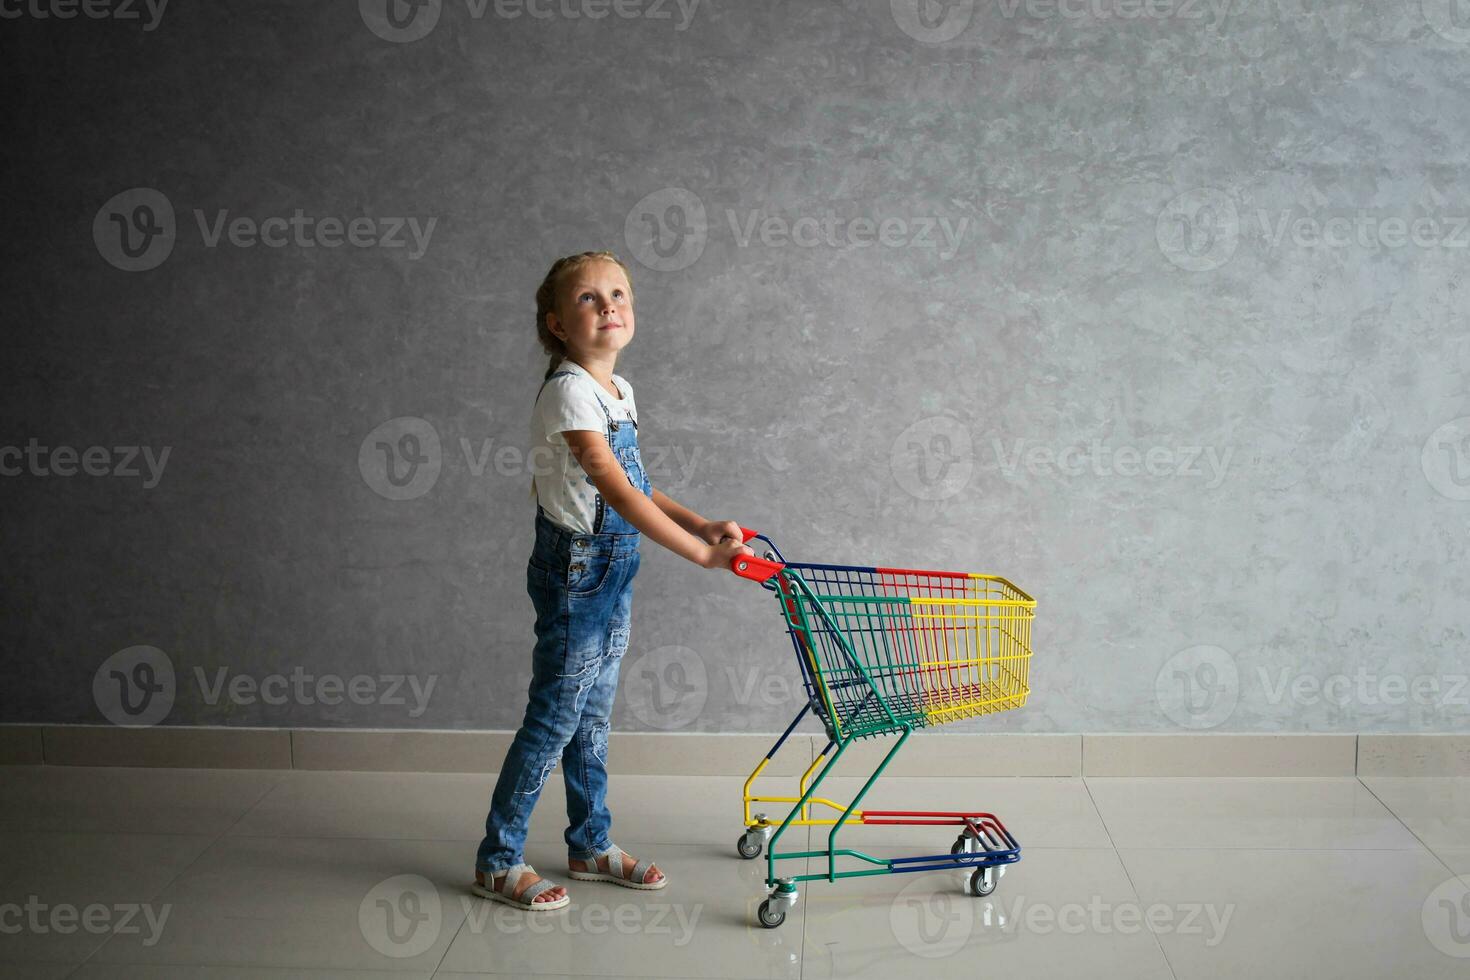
[1361,777,1470,873]
[1117,846,1470,979]
[800,845,1174,980]
[436,839,808,978]
[1086,777,1424,849]
[0,765,282,835]
[0,831,212,966]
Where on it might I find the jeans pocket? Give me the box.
[567,551,614,597]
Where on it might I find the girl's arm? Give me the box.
[562,430,751,568]
[651,488,743,546]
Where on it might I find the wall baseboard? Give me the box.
[2,725,1468,776]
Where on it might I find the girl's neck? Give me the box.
[564,354,621,397]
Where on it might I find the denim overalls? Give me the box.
[476,370,654,876]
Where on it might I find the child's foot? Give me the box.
[475,867,568,905]
[569,849,664,885]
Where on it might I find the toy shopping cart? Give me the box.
[726,528,1036,928]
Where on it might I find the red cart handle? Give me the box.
[728,526,784,582]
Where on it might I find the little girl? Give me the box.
[472,250,754,910]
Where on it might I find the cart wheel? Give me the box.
[969,867,997,897]
[950,836,967,862]
[757,899,786,928]
[737,832,763,860]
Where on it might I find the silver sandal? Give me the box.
[470,863,570,910]
[567,843,667,890]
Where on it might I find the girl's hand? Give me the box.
[698,537,754,570]
[697,519,745,546]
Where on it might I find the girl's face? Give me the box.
[548,261,635,360]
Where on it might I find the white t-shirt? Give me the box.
[529,360,638,534]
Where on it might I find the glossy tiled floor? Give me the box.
[2,766,1468,978]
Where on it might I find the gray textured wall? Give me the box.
[3,0,1467,735]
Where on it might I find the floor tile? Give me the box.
[1085,777,1423,849]
[0,765,282,835]
[1117,846,1470,979]
[0,832,212,966]
[88,835,474,972]
[227,770,502,841]
[435,839,808,978]
[1360,777,1470,873]
[800,846,1174,980]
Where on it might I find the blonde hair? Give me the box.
[528,250,637,500]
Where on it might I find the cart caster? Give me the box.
[738,815,772,860]
[950,835,969,862]
[969,866,998,897]
[757,880,798,928]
